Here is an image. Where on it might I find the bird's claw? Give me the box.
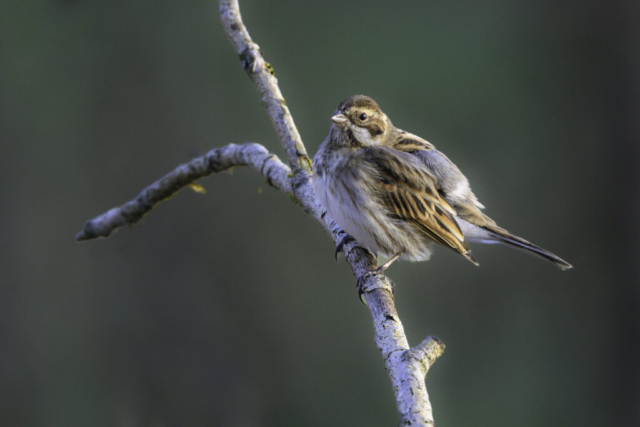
[356,269,396,304]
[335,234,356,261]
[388,277,396,294]
[356,271,374,304]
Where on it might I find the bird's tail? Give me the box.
[458,220,573,270]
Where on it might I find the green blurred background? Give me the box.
[1,0,638,426]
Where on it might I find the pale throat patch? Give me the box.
[349,123,383,146]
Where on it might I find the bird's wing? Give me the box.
[389,130,435,152]
[387,133,572,269]
[361,147,478,265]
[389,131,490,224]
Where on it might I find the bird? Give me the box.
[312,95,572,275]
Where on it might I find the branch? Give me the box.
[76,1,446,425]
[75,143,290,241]
[218,2,445,424]
[219,0,311,175]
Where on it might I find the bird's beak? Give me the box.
[331,113,348,124]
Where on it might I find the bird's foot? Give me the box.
[335,234,356,261]
[356,267,396,304]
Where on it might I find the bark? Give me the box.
[76,1,446,425]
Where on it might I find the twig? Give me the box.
[75,143,290,241]
[76,1,446,425]
[219,0,311,175]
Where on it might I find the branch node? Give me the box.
[404,336,446,376]
[260,153,276,175]
[207,149,223,171]
[239,46,258,73]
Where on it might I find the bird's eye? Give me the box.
[359,113,367,121]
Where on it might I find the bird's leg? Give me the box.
[369,252,403,275]
[356,252,403,302]
[335,234,356,261]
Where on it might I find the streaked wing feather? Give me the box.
[388,132,570,269]
[363,147,475,262]
[391,130,435,152]
[454,200,496,227]
[390,135,492,226]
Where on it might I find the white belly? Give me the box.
[313,171,432,261]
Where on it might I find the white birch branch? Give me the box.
[76,1,446,425]
[75,143,291,241]
[219,0,311,175]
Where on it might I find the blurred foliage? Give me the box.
[1,1,638,426]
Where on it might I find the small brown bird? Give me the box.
[313,95,572,274]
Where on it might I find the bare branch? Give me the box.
[76,2,447,425]
[219,0,311,175]
[218,1,446,425]
[75,143,290,241]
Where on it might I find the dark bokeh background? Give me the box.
[1,1,639,426]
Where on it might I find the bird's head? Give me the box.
[331,95,391,146]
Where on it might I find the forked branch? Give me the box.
[76,1,445,425]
